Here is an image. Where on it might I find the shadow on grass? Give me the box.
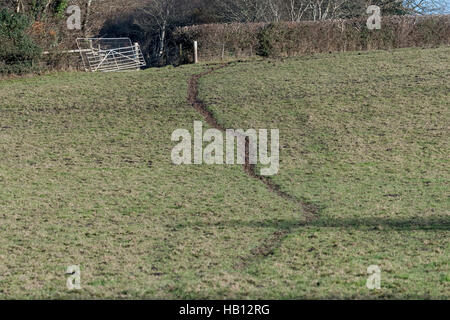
[174,216,450,232]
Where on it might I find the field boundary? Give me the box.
[175,15,450,63]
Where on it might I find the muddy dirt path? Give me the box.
[187,63,320,267]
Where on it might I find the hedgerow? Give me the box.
[174,15,450,62]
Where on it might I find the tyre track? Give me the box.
[187,63,320,268]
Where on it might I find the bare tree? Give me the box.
[266,0,282,22]
[136,0,176,59]
[214,0,356,22]
[285,0,312,22]
[402,0,448,14]
[15,0,24,13]
[213,0,269,22]
[310,0,351,21]
[81,0,93,36]
[79,0,140,36]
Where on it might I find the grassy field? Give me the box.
[0,47,448,299]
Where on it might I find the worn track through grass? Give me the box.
[187,63,320,267]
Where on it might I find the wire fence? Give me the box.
[178,41,257,64]
[199,42,256,61]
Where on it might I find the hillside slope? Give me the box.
[0,47,448,299]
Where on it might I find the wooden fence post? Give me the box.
[221,43,225,61]
[134,42,140,70]
[194,41,198,64]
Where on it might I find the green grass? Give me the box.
[198,47,449,299]
[0,65,305,299]
[0,47,448,299]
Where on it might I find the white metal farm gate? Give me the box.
[76,38,146,72]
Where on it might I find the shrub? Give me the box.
[0,9,42,75]
[257,23,276,57]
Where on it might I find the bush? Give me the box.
[0,9,42,75]
[257,23,276,57]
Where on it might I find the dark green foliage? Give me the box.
[257,23,276,57]
[0,8,42,75]
[53,0,69,18]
